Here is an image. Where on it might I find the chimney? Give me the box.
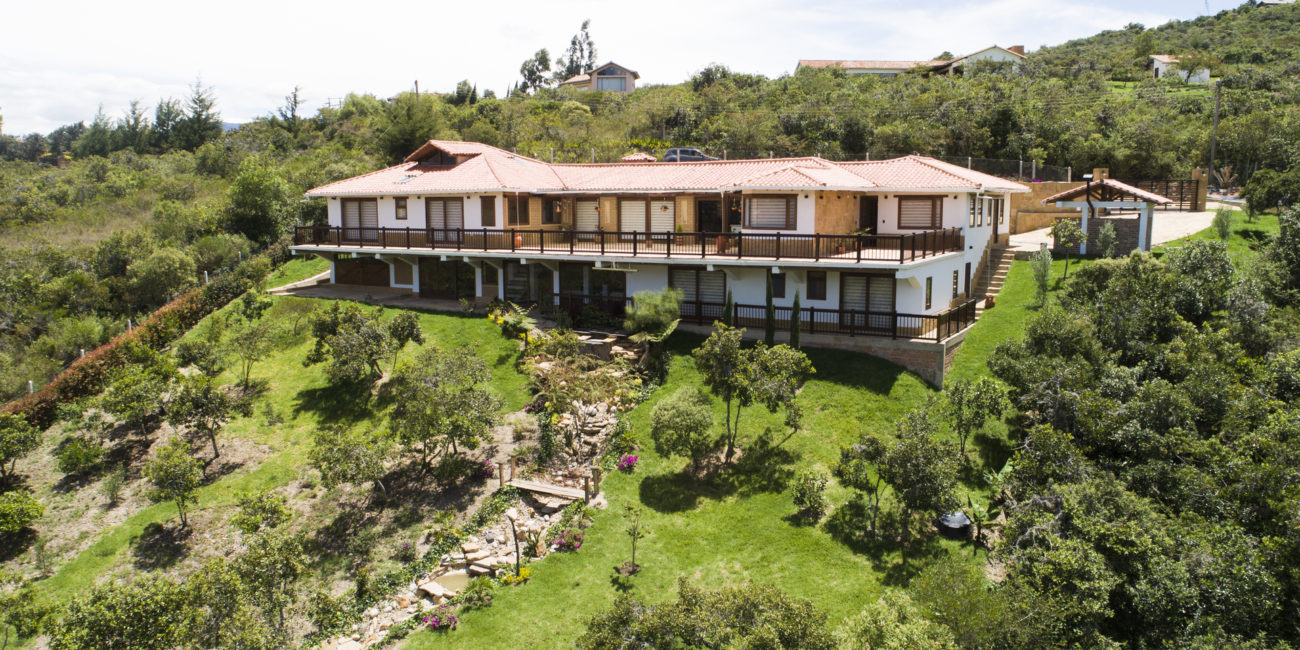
[1008,45,1025,56]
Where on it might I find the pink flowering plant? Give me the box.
[481,459,496,479]
[617,455,639,472]
[551,528,585,552]
[423,605,459,631]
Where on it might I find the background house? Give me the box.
[1151,54,1210,83]
[559,61,639,93]
[798,45,1025,77]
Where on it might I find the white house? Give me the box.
[1151,55,1210,83]
[558,62,639,94]
[291,140,1028,355]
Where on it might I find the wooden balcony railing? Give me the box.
[555,294,979,342]
[294,226,964,264]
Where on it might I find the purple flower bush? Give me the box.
[617,455,639,472]
[424,605,459,631]
[551,528,585,552]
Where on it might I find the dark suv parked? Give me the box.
[661,147,717,162]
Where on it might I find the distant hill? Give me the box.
[1033,2,1300,86]
[222,121,242,132]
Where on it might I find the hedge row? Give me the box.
[1,236,294,429]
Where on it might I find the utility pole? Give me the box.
[1208,79,1221,193]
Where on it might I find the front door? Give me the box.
[858,196,879,234]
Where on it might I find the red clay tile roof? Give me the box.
[306,141,1030,197]
[1041,178,1173,205]
[620,152,657,162]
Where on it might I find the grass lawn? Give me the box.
[1155,209,1280,266]
[27,298,529,613]
[264,255,330,288]
[403,258,1078,649]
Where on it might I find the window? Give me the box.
[996,198,1006,224]
[507,194,529,226]
[807,271,827,301]
[481,196,496,227]
[968,196,976,227]
[952,271,959,299]
[770,272,786,299]
[425,198,464,230]
[899,196,942,230]
[925,276,933,310]
[482,265,498,285]
[395,197,407,220]
[977,197,985,227]
[542,199,561,225]
[596,77,626,92]
[744,196,796,229]
[418,150,457,166]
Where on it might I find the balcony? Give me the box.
[292,226,964,265]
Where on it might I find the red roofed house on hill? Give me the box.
[293,140,1029,382]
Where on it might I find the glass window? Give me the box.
[481,196,496,227]
[952,271,959,299]
[745,196,795,229]
[807,271,827,301]
[925,277,933,310]
[596,77,626,92]
[543,199,561,225]
[395,198,407,220]
[770,272,786,299]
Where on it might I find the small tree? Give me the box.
[144,437,203,527]
[789,291,802,349]
[225,319,274,389]
[1050,218,1083,279]
[231,491,291,536]
[764,273,776,346]
[942,377,1007,457]
[722,290,735,327]
[880,408,960,550]
[101,367,168,435]
[1212,206,1234,242]
[127,248,197,308]
[387,311,425,368]
[237,290,273,321]
[649,387,715,475]
[326,314,395,384]
[1096,221,1117,258]
[692,324,753,464]
[389,347,502,469]
[237,530,307,635]
[835,435,888,537]
[621,505,647,575]
[168,375,245,460]
[791,469,829,522]
[1031,246,1052,306]
[0,490,44,534]
[0,415,39,481]
[308,425,392,496]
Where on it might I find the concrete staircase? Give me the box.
[973,248,1015,316]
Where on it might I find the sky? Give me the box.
[0,0,1246,136]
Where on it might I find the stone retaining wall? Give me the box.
[1050,214,1152,255]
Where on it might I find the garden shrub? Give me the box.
[458,576,495,610]
[55,436,104,476]
[0,490,44,534]
[791,469,829,521]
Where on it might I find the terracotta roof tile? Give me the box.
[306,141,1029,197]
[1041,178,1173,205]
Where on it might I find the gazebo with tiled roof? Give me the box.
[1041,176,1172,253]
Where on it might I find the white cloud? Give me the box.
[0,0,1240,135]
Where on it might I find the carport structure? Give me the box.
[1042,177,1172,253]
